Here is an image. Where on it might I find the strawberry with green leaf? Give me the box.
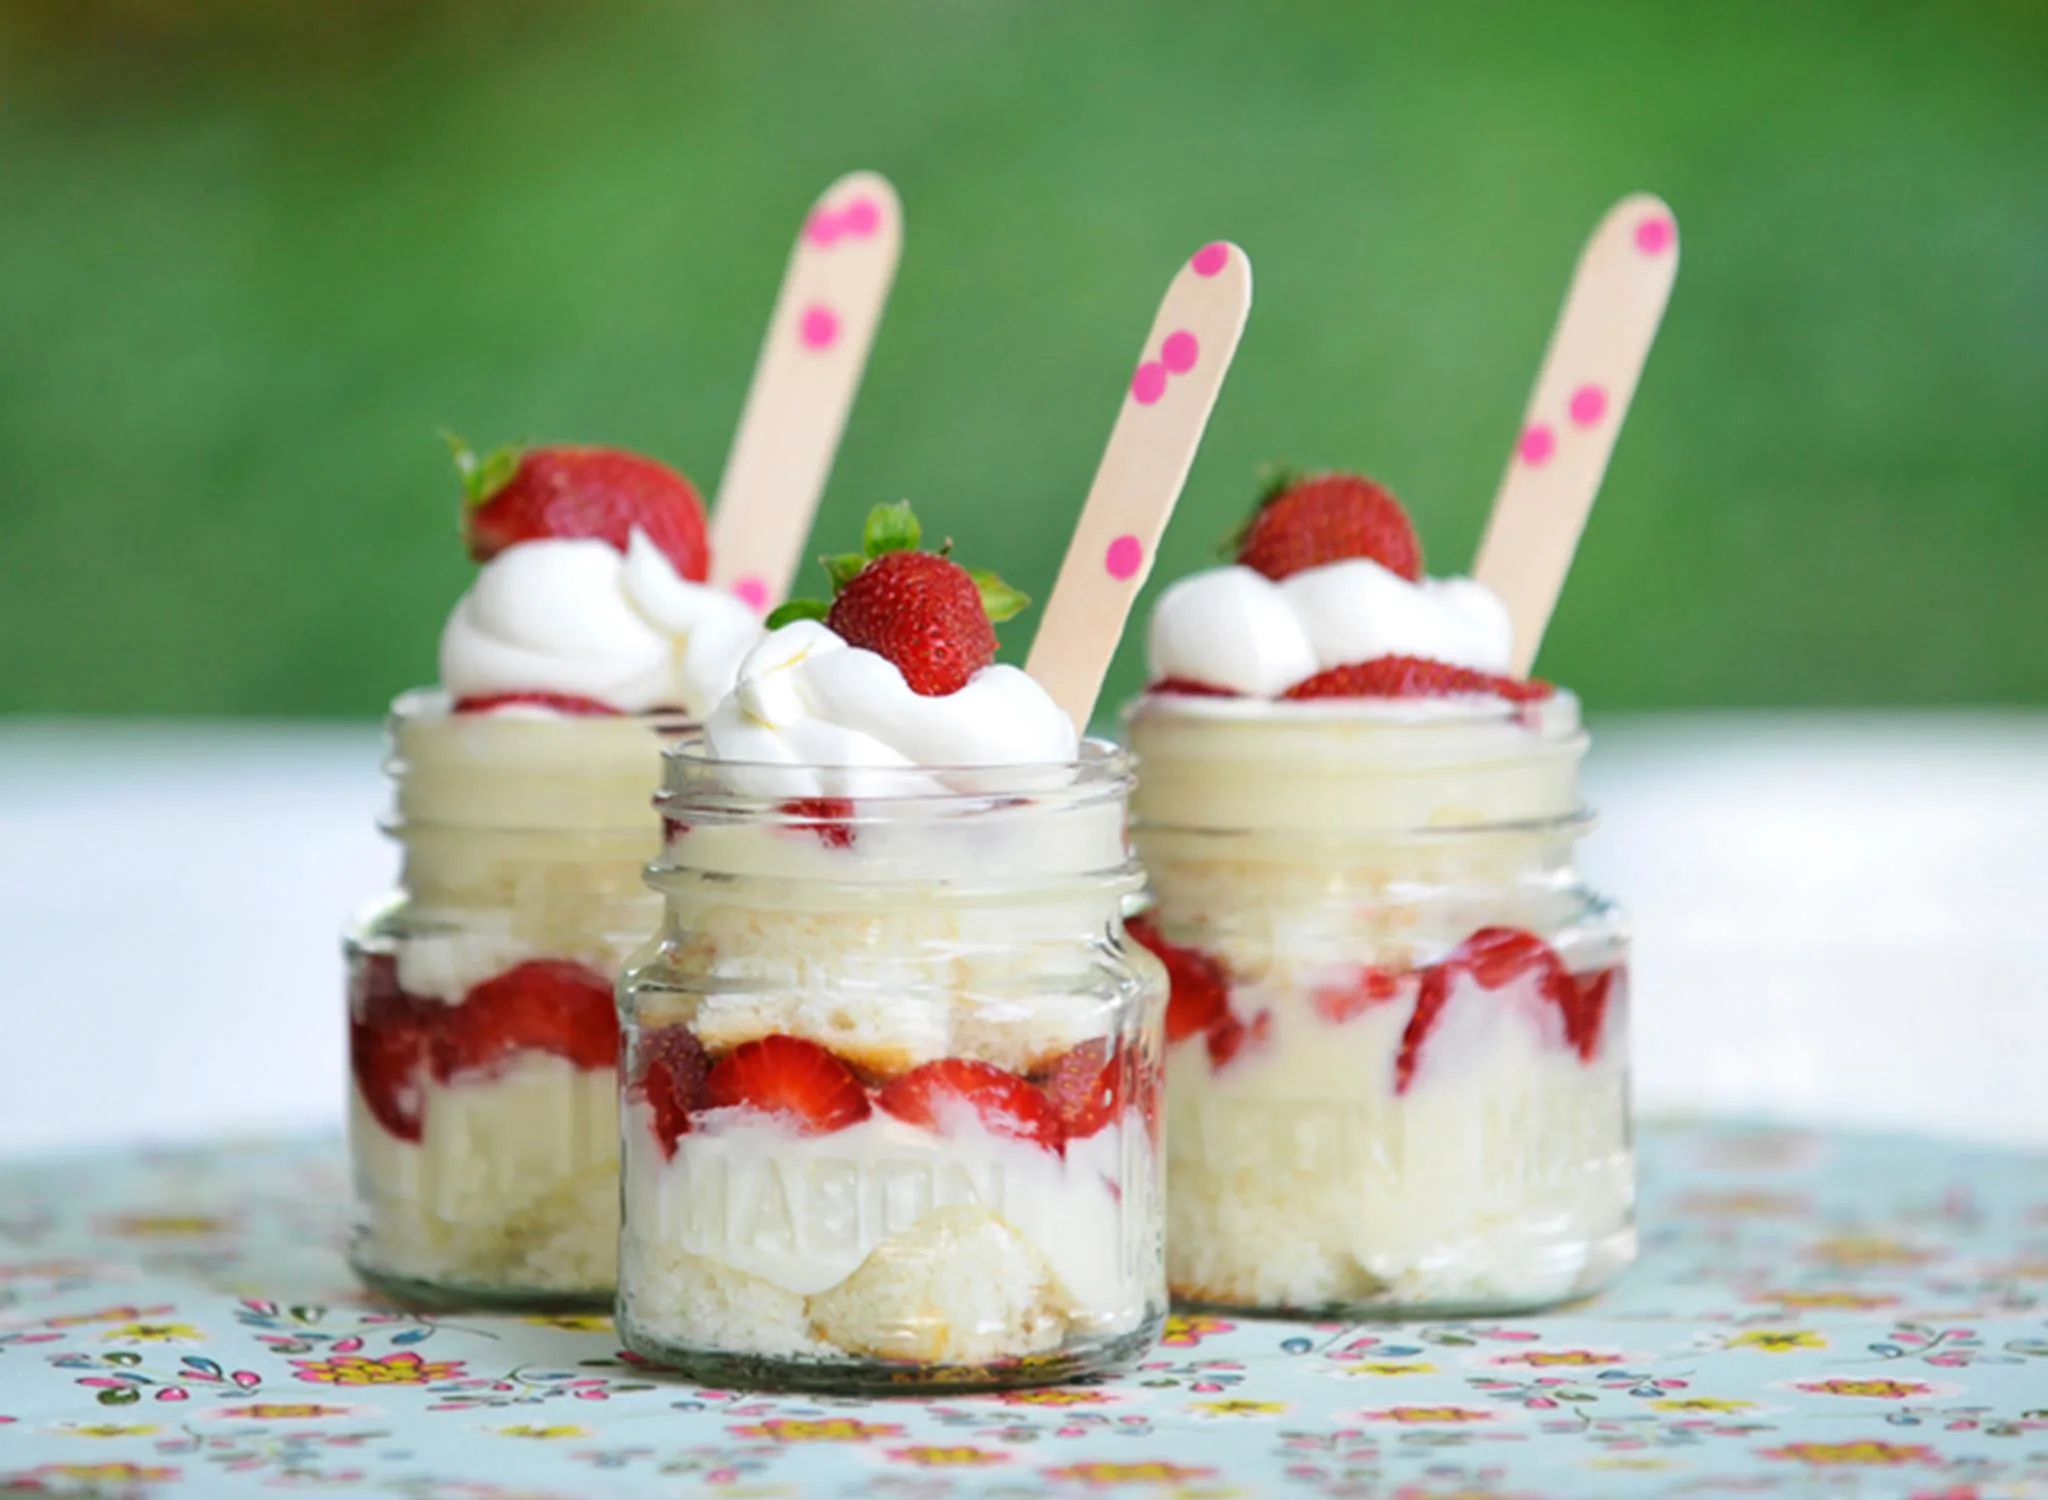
[448,436,711,582]
[769,501,1029,697]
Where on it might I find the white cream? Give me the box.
[702,620,1077,796]
[1147,561,1513,697]
[440,532,761,718]
[624,1107,1152,1322]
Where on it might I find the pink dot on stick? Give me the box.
[1105,534,1144,580]
[1634,216,1675,255]
[1190,243,1230,277]
[734,576,769,613]
[804,209,843,248]
[841,197,881,237]
[1519,423,1556,466]
[1131,361,1169,405]
[799,304,840,350]
[1160,330,1199,374]
[1568,383,1608,427]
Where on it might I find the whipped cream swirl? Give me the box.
[1147,560,1513,698]
[439,532,762,718]
[704,620,1079,795]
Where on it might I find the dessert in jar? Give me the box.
[346,444,762,1309]
[1124,472,1632,1316]
[616,505,1167,1392]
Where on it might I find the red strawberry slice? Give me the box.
[1126,914,1230,1044]
[1146,677,1243,699]
[704,1035,872,1135]
[1037,1040,1126,1140]
[437,960,619,1080]
[348,954,437,1143]
[1205,1008,1272,1071]
[635,1024,710,1159]
[1313,965,1408,1025]
[1568,966,1623,1063]
[1281,656,1554,703]
[1236,472,1424,583]
[780,797,857,849]
[827,550,998,698]
[453,691,623,716]
[878,1059,1064,1153]
[1394,928,1582,1093]
[460,443,710,582]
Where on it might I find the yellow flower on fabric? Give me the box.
[996,1388,1114,1405]
[290,1351,465,1386]
[1494,1348,1622,1367]
[729,1418,903,1441]
[1751,1290,1898,1310]
[1759,1440,1937,1466]
[521,1313,613,1333]
[1344,1361,1438,1376]
[1730,1329,1826,1352]
[27,1465,179,1484]
[886,1445,1009,1466]
[497,1424,590,1440]
[1191,1399,1287,1416]
[102,1214,228,1238]
[1043,1461,1217,1485]
[100,1322,202,1344]
[1366,1406,1494,1424]
[1590,1458,1674,1471]
[58,1423,161,1437]
[1805,1235,1934,1268]
[216,1403,350,1420]
[1159,1314,1233,1347]
[1793,1378,1931,1399]
[1651,1397,1757,1412]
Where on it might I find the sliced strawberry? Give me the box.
[459,443,710,582]
[1126,914,1230,1044]
[1236,472,1424,583]
[1395,928,1581,1093]
[437,959,619,1080]
[636,1025,710,1159]
[1146,677,1243,699]
[878,1059,1063,1153]
[348,954,437,1143]
[1394,967,1452,1094]
[1568,966,1623,1063]
[704,1035,872,1135]
[1205,1008,1272,1071]
[452,691,623,716]
[1313,965,1408,1025]
[780,797,857,849]
[1037,1040,1125,1140]
[1281,656,1554,703]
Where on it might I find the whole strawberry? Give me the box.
[769,502,1027,697]
[451,438,711,582]
[1235,470,1423,583]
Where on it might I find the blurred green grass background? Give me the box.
[2,0,2044,720]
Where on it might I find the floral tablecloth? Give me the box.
[1,1124,2045,1499]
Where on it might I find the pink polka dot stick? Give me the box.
[709,171,902,610]
[1474,193,1679,674]
[1025,243,1253,732]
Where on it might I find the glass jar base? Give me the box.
[618,1311,1166,1397]
[350,1258,613,1317]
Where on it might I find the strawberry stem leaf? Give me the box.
[443,431,522,509]
[1220,462,1306,559]
[966,567,1029,624]
[862,500,921,558]
[821,552,867,593]
[765,598,831,630]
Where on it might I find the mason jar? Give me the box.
[615,738,1166,1394]
[1124,691,1632,1317]
[344,691,683,1309]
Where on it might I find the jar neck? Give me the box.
[1125,691,1588,839]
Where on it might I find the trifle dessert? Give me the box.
[616,505,1167,1392]
[1124,472,1633,1316]
[346,444,762,1308]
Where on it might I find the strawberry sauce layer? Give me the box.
[629,1028,1151,1163]
[1136,919,1618,1095]
[349,954,619,1143]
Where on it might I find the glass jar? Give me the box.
[615,739,1166,1394]
[1124,692,1632,1317]
[344,691,684,1310]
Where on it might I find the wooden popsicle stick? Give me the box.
[708,171,902,613]
[1025,242,1253,731]
[1473,193,1679,674]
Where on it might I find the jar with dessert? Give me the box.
[1124,472,1633,1317]
[345,443,762,1309]
[615,508,1167,1392]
